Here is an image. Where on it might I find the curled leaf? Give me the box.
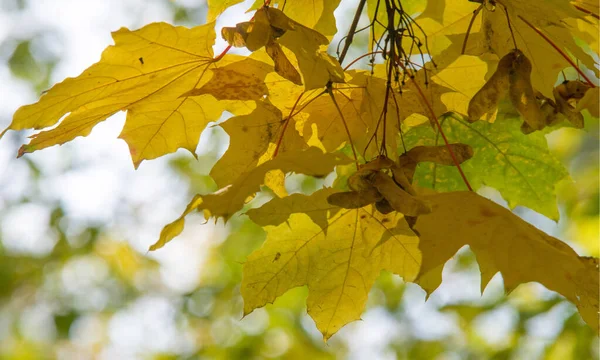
[576,87,599,118]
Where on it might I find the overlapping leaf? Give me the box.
[241,188,420,340]
[207,0,245,22]
[417,0,598,97]
[3,22,228,167]
[221,7,345,89]
[251,0,342,36]
[402,112,569,220]
[149,148,350,250]
[209,101,307,189]
[414,191,599,331]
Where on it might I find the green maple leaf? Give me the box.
[402,112,569,220]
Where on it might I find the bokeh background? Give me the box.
[0,0,598,359]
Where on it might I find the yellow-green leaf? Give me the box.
[149,148,350,250]
[414,191,599,332]
[182,57,273,100]
[210,102,307,188]
[403,112,569,220]
[241,190,420,340]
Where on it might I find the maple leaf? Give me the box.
[221,7,345,90]
[402,112,569,220]
[252,0,342,37]
[577,87,600,118]
[180,56,273,101]
[241,188,420,340]
[417,0,598,97]
[2,22,230,167]
[209,101,307,190]
[149,148,350,250]
[430,54,497,119]
[296,67,455,160]
[414,191,599,332]
[207,0,245,22]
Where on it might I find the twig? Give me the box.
[338,0,367,64]
[395,59,473,191]
[501,4,518,49]
[344,51,383,71]
[328,89,360,169]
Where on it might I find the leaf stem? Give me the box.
[328,89,360,169]
[462,4,483,54]
[343,51,383,71]
[516,14,596,87]
[396,60,473,191]
[500,4,518,49]
[338,0,368,64]
[213,45,232,61]
[273,92,305,157]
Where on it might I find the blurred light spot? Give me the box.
[2,202,56,256]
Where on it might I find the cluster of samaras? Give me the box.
[468,49,593,133]
[327,144,472,221]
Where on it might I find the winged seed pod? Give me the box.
[553,80,591,129]
[368,171,432,216]
[520,80,592,134]
[398,144,474,183]
[326,188,382,209]
[508,50,545,131]
[467,51,516,122]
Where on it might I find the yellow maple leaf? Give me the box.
[418,0,597,97]
[181,57,273,100]
[149,148,350,251]
[300,85,367,153]
[3,22,233,167]
[209,102,307,189]
[250,0,341,37]
[206,0,245,22]
[221,7,344,90]
[241,189,420,340]
[414,191,599,332]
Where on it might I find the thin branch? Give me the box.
[501,4,518,49]
[344,51,384,71]
[338,0,368,64]
[328,90,360,169]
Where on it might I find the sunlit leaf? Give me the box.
[415,191,599,331]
